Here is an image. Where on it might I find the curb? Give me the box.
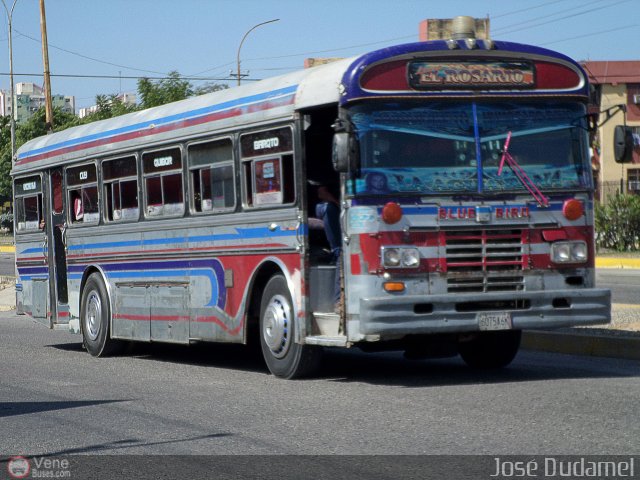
[595,257,640,269]
[522,330,640,361]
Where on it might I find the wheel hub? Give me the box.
[85,291,102,341]
[263,294,291,358]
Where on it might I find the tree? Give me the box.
[194,82,229,96]
[86,94,137,121]
[0,71,229,202]
[138,71,194,109]
[0,107,80,202]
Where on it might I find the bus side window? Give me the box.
[14,176,44,232]
[188,138,235,213]
[16,195,42,231]
[142,147,184,218]
[103,156,139,222]
[240,127,295,208]
[66,164,99,225]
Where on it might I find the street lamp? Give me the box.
[235,18,279,86]
[1,0,20,162]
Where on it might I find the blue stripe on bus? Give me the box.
[18,85,298,160]
[67,259,227,309]
[17,226,297,254]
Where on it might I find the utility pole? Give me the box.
[1,0,19,161]
[39,0,53,132]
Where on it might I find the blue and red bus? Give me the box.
[12,17,610,378]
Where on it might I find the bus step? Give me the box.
[304,335,348,347]
[312,312,341,336]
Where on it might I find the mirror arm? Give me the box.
[596,104,627,129]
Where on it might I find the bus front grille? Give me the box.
[444,229,525,294]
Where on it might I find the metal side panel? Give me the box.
[113,284,150,341]
[150,284,189,344]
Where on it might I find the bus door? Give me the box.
[45,168,69,324]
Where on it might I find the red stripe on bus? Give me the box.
[65,243,289,260]
[17,96,294,165]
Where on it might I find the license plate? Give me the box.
[477,312,512,331]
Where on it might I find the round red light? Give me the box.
[381,202,403,224]
[562,199,584,221]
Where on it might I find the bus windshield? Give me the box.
[348,101,589,196]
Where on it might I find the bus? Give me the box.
[12,17,612,378]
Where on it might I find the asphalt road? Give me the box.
[1,312,638,458]
[597,269,640,305]
[0,253,14,277]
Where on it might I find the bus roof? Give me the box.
[13,56,355,173]
[13,39,587,174]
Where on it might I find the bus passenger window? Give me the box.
[188,138,235,213]
[14,176,44,232]
[66,164,99,225]
[142,147,184,218]
[103,156,139,222]
[239,127,295,208]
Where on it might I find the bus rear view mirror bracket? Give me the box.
[614,125,634,164]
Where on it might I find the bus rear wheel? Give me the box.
[458,330,521,369]
[81,273,122,357]
[259,275,322,379]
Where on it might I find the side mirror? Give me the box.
[614,125,634,164]
[332,132,358,173]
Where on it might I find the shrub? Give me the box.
[595,194,640,251]
[0,212,12,233]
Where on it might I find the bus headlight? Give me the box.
[402,248,420,267]
[551,241,587,263]
[383,248,402,267]
[382,247,420,268]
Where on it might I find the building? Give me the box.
[419,16,489,41]
[0,82,75,124]
[582,61,640,202]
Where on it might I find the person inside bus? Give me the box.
[310,180,341,263]
[310,179,342,309]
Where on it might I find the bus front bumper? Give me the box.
[357,288,611,337]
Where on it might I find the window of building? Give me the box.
[240,126,295,207]
[103,156,139,222]
[14,176,43,233]
[66,164,99,225]
[142,147,184,217]
[628,168,640,194]
[188,138,235,213]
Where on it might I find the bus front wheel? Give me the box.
[259,275,322,379]
[80,273,122,357]
[458,330,521,369]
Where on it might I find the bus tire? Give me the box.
[458,330,521,369]
[80,273,122,357]
[259,275,322,379]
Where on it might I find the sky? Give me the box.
[0,0,638,110]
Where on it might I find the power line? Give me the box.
[14,28,167,76]
[540,24,639,46]
[492,0,572,19]
[493,0,606,32]
[0,72,243,81]
[496,0,633,35]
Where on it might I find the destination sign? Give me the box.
[408,61,535,89]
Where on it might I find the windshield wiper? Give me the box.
[497,131,549,208]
